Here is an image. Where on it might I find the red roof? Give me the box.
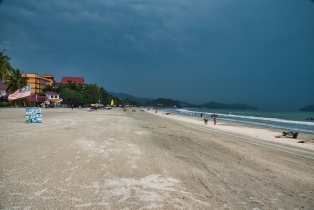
[45,91,59,95]
[55,77,85,85]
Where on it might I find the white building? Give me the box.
[45,91,60,105]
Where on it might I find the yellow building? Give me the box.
[22,73,55,94]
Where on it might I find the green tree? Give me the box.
[59,87,86,106]
[42,85,55,93]
[5,68,27,93]
[55,83,118,107]
[37,92,46,96]
[99,86,110,104]
[83,84,100,104]
[0,50,13,81]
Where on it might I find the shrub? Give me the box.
[0,102,13,107]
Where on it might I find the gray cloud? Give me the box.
[0,0,313,109]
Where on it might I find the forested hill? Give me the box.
[175,100,199,108]
[108,92,257,109]
[299,105,314,112]
[108,92,151,103]
[199,101,258,110]
[147,98,181,108]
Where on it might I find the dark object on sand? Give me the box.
[297,140,305,143]
[282,131,299,139]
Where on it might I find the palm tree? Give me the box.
[99,86,109,104]
[5,68,27,93]
[0,50,13,81]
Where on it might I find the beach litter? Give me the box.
[282,131,299,139]
[275,131,299,139]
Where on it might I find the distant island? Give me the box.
[109,92,258,110]
[299,105,314,112]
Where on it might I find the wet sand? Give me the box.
[1,107,314,209]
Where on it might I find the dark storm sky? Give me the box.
[0,0,313,110]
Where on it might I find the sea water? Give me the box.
[163,108,314,134]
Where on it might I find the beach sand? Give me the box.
[155,110,314,150]
[1,107,313,209]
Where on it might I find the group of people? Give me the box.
[203,114,217,125]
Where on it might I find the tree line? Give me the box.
[0,49,142,107]
[41,82,143,107]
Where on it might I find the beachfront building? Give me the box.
[0,82,7,97]
[54,76,86,87]
[45,91,61,105]
[22,73,55,94]
[21,94,48,107]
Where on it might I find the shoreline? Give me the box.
[162,107,314,134]
[151,108,314,151]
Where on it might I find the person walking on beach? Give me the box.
[204,118,208,125]
[201,113,203,117]
[213,115,217,125]
[71,104,74,110]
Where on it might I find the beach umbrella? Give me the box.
[110,99,114,106]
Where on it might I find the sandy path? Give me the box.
[0,107,313,209]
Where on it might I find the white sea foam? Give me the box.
[166,108,314,133]
[218,113,314,125]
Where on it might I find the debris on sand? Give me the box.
[282,131,299,139]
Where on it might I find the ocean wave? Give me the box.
[167,108,314,133]
[216,114,314,126]
[174,109,314,126]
